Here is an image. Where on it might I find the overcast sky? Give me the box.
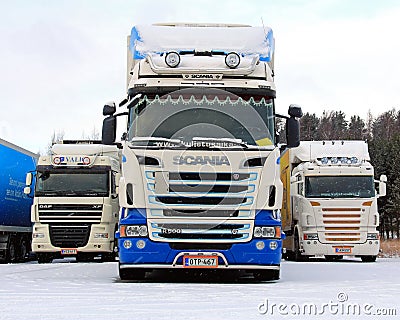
[1,0,400,153]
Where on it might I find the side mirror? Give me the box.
[288,104,303,118]
[378,174,387,197]
[102,115,117,145]
[286,104,302,148]
[25,172,33,186]
[103,102,116,116]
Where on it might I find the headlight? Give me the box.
[254,226,281,238]
[225,52,240,68]
[367,233,379,240]
[120,225,148,237]
[165,51,180,68]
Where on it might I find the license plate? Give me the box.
[61,249,77,255]
[183,255,218,268]
[334,247,352,254]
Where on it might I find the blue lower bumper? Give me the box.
[118,238,282,267]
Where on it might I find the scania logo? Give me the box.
[183,74,222,80]
[173,155,230,166]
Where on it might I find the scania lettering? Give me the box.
[102,23,302,280]
[172,155,230,166]
[25,141,121,263]
[280,141,386,262]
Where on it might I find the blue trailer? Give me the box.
[0,138,38,262]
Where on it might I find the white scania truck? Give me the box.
[24,141,121,263]
[280,140,386,262]
[101,23,302,280]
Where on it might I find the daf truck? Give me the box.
[24,141,121,263]
[0,138,38,263]
[102,23,302,280]
[280,140,386,262]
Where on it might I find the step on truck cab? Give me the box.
[102,23,302,280]
[280,140,386,262]
[24,141,121,263]
[0,138,38,263]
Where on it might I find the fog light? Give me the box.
[269,241,278,250]
[256,241,265,250]
[225,52,240,68]
[94,233,109,239]
[33,233,45,238]
[123,240,132,249]
[165,51,180,68]
[136,240,146,249]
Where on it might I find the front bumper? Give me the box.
[32,223,116,254]
[301,239,380,256]
[118,237,282,270]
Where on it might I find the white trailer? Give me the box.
[25,141,121,263]
[280,140,386,262]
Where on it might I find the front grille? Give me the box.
[149,221,251,242]
[49,224,91,248]
[169,172,250,181]
[38,204,103,223]
[163,209,239,218]
[320,208,362,243]
[155,196,247,206]
[169,184,248,193]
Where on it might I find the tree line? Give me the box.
[279,109,400,239]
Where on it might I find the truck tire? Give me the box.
[119,266,146,281]
[6,236,17,263]
[361,256,377,262]
[17,236,30,262]
[294,233,307,262]
[253,269,280,281]
[37,253,53,264]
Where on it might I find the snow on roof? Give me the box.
[290,141,370,163]
[130,24,274,62]
[51,144,120,158]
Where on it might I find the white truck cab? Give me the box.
[281,140,386,262]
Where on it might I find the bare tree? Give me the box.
[45,130,65,155]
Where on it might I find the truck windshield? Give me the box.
[305,176,375,198]
[127,89,275,148]
[35,170,109,197]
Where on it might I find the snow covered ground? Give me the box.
[0,257,399,320]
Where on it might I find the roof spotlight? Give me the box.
[225,52,240,69]
[165,51,180,68]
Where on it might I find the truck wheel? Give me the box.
[361,256,377,262]
[253,269,280,281]
[37,253,53,264]
[294,233,306,262]
[6,237,17,263]
[18,237,30,262]
[119,266,146,281]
